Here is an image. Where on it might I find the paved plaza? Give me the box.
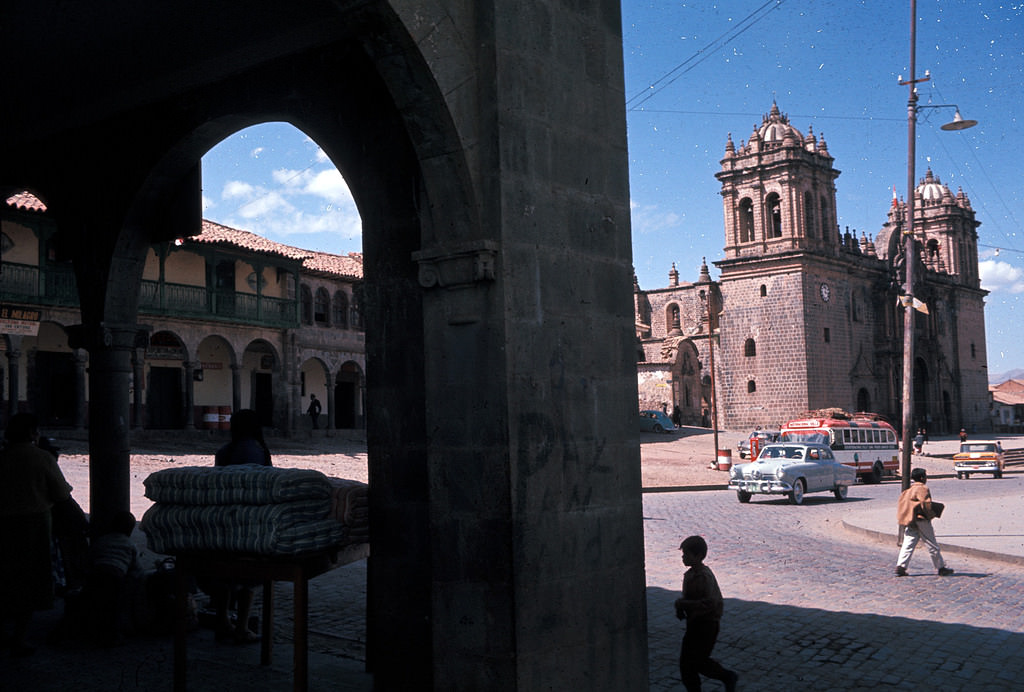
[3,435,1023,690]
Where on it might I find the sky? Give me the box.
[200,0,1024,378]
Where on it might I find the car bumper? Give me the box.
[954,462,1000,473]
[729,479,792,495]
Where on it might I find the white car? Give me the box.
[728,442,856,505]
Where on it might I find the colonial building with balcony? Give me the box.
[1,191,365,436]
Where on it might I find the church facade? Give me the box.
[636,103,990,434]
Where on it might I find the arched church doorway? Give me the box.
[335,361,363,429]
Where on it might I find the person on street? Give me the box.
[674,535,738,692]
[307,393,322,430]
[0,413,73,656]
[895,468,953,577]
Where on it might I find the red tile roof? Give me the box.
[5,193,363,280]
[4,191,47,212]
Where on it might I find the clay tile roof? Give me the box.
[190,219,362,280]
[5,191,47,212]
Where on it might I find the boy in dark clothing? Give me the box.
[675,535,738,692]
[86,511,140,645]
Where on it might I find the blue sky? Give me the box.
[201,0,1024,378]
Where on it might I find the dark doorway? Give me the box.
[34,351,76,427]
[148,367,183,429]
[253,372,274,427]
[335,381,356,428]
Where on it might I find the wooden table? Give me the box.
[172,544,369,692]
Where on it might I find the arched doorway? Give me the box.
[146,331,187,429]
[335,361,364,429]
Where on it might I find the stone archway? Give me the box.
[2,4,647,689]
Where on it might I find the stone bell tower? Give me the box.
[716,102,841,259]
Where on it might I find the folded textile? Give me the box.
[141,501,345,556]
[144,465,332,505]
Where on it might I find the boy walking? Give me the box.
[675,535,738,692]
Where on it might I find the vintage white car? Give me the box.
[728,442,856,505]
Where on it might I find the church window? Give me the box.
[820,197,830,241]
[314,287,330,325]
[739,198,755,243]
[747,380,756,393]
[744,338,756,357]
[971,343,976,359]
[804,191,815,238]
[760,285,767,297]
[766,193,782,238]
[824,327,830,343]
[300,284,313,325]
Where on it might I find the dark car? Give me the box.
[737,430,780,459]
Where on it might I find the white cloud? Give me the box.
[630,200,682,235]
[223,180,256,199]
[979,259,1024,294]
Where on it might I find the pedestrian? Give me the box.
[0,412,74,656]
[913,428,924,454]
[959,428,968,442]
[895,468,953,577]
[674,535,738,692]
[671,404,682,428]
[307,393,322,430]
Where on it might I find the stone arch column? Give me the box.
[5,344,21,421]
[324,369,335,436]
[131,347,144,430]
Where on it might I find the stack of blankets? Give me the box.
[141,465,369,557]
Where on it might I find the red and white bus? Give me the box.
[780,412,899,483]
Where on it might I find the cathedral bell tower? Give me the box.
[716,102,841,259]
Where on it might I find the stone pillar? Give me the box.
[74,349,88,430]
[325,373,335,436]
[183,361,197,430]
[71,324,138,533]
[131,348,144,430]
[5,346,21,420]
[231,364,242,418]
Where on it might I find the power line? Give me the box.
[627,0,789,111]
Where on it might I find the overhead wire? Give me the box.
[626,0,789,111]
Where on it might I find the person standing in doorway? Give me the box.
[674,535,738,692]
[895,468,953,577]
[307,393,322,430]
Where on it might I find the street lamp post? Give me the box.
[698,259,719,465]
[898,0,976,490]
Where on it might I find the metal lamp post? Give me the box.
[898,0,977,490]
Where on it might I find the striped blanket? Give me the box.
[143,465,331,505]
[140,466,367,557]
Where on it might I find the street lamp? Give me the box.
[697,259,719,466]
[898,0,977,490]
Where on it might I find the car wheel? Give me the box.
[788,479,805,505]
[866,463,883,484]
[956,472,963,480]
[964,473,970,479]
[737,490,751,504]
[995,470,1002,479]
[653,424,664,433]
[833,485,848,501]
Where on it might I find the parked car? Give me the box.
[954,440,1005,479]
[728,442,855,505]
[639,409,674,434]
[737,429,780,459]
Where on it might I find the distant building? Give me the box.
[635,103,990,434]
[2,192,365,435]
[990,379,1024,431]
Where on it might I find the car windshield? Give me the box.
[961,443,996,453]
[781,431,828,445]
[758,446,805,460]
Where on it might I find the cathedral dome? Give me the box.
[916,168,950,201]
[758,102,803,144]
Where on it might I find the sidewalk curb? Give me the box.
[841,519,1024,568]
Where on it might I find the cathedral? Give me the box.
[635,103,990,434]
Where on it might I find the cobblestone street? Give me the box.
[643,482,1024,691]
